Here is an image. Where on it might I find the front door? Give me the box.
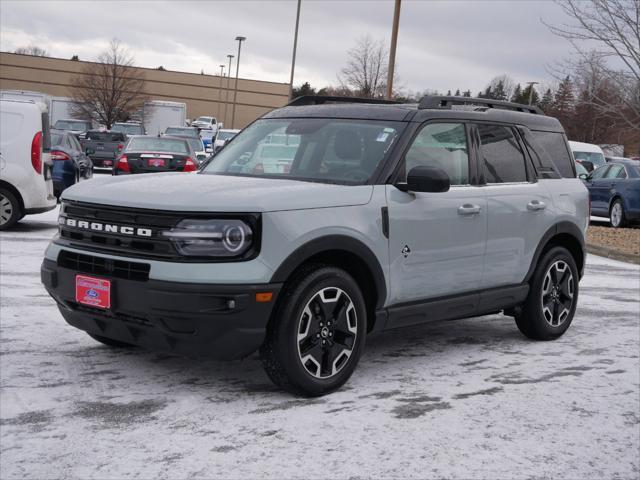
[585,164,611,215]
[386,122,487,306]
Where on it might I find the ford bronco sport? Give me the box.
[41,96,588,396]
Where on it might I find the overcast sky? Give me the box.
[0,0,578,94]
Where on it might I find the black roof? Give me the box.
[265,96,565,133]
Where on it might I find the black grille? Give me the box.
[58,250,150,281]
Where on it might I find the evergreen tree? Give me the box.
[539,88,554,113]
[520,84,540,105]
[446,89,452,96]
[462,90,471,97]
[493,80,508,101]
[511,84,522,103]
[554,76,575,115]
[292,82,316,98]
[454,89,461,96]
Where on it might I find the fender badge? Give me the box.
[402,245,411,258]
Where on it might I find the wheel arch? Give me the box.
[270,235,387,332]
[525,222,586,282]
[0,180,25,215]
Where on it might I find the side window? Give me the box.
[590,165,609,179]
[604,164,624,179]
[530,131,574,177]
[404,123,469,185]
[477,124,528,183]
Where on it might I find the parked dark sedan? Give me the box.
[584,160,640,227]
[113,135,198,175]
[50,129,93,198]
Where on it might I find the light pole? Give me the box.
[386,0,401,100]
[230,36,246,129]
[223,54,234,127]
[288,0,302,100]
[217,64,225,120]
[526,81,539,105]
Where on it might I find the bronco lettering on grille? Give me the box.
[64,218,153,237]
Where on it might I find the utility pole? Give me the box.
[217,64,225,121]
[223,54,234,127]
[526,81,539,105]
[288,0,302,100]
[230,36,246,129]
[386,0,401,100]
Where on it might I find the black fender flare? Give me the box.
[270,235,387,309]
[524,221,586,282]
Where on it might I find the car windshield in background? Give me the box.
[127,137,189,154]
[112,124,144,135]
[574,151,605,167]
[54,120,89,131]
[165,127,199,137]
[195,117,213,123]
[185,138,203,152]
[85,131,125,142]
[202,118,403,185]
[217,131,237,141]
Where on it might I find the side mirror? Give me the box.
[578,173,588,180]
[396,166,450,193]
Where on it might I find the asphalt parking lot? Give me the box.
[1,208,639,480]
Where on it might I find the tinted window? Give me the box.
[203,118,403,185]
[573,151,606,168]
[127,137,189,153]
[605,164,624,179]
[478,124,527,183]
[86,131,125,142]
[404,123,469,185]
[590,165,609,179]
[531,131,574,177]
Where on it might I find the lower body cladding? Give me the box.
[41,257,282,360]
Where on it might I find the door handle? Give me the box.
[457,204,482,215]
[527,200,546,211]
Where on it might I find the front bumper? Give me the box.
[41,258,282,359]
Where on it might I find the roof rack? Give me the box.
[418,95,544,115]
[287,95,399,107]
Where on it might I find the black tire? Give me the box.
[88,333,136,349]
[0,188,22,231]
[609,198,627,228]
[515,246,579,340]
[260,264,367,397]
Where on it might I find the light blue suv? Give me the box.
[42,96,589,396]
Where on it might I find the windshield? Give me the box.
[573,151,605,167]
[51,132,64,146]
[165,127,198,137]
[112,124,144,135]
[127,137,189,154]
[202,118,403,184]
[216,131,237,141]
[195,117,213,123]
[54,120,88,131]
[86,131,125,141]
[185,137,203,152]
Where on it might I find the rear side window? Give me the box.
[477,124,527,183]
[605,164,625,179]
[530,131,574,178]
[86,132,125,142]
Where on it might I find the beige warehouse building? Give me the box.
[0,52,290,128]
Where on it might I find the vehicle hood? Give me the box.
[61,172,374,212]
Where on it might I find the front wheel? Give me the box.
[610,199,626,228]
[515,246,579,340]
[260,265,367,396]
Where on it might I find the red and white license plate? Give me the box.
[75,275,111,309]
[147,158,166,167]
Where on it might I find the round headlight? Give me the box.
[223,225,246,253]
[162,219,254,257]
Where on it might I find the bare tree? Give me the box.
[486,75,516,101]
[545,0,640,132]
[69,39,147,129]
[340,36,390,98]
[15,45,49,57]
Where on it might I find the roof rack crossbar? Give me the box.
[418,95,544,115]
[287,95,399,107]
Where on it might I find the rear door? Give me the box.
[475,123,556,289]
[386,122,487,306]
[584,165,611,215]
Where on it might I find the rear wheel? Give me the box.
[0,188,22,231]
[515,246,579,340]
[88,333,135,349]
[260,265,367,396]
[610,199,626,228]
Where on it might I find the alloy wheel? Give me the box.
[611,202,622,227]
[0,194,13,226]
[297,287,358,379]
[541,260,574,327]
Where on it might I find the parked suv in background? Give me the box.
[42,96,588,396]
[81,130,127,171]
[1,99,56,229]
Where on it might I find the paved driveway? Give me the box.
[1,208,638,479]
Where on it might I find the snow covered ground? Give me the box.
[1,207,639,480]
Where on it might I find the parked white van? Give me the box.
[569,141,606,172]
[0,99,56,229]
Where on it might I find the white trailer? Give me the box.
[141,100,187,136]
[0,90,51,111]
